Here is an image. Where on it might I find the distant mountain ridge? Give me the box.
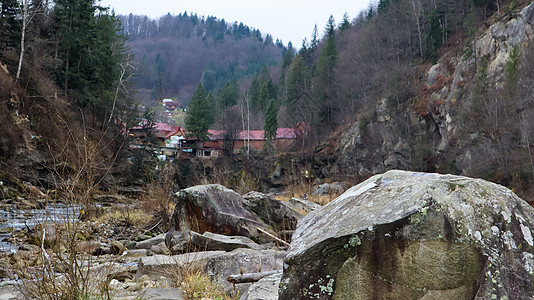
[117,12,286,105]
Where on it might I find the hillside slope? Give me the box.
[316,2,534,201]
[118,13,285,105]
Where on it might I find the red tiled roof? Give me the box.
[276,128,297,139]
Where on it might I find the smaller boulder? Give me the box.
[165,231,190,255]
[313,182,350,196]
[135,234,165,250]
[241,192,303,232]
[135,251,225,280]
[110,241,126,255]
[288,198,321,214]
[204,248,285,294]
[149,242,169,255]
[240,272,282,300]
[190,231,262,252]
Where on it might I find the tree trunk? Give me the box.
[16,0,30,80]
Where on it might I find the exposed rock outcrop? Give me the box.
[327,3,534,181]
[280,170,534,299]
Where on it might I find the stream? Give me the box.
[0,203,82,254]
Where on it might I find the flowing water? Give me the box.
[0,203,82,254]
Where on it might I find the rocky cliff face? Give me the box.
[322,3,534,187]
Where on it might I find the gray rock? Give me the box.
[204,248,285,294]
[124,240,137,250]
[280,170,534,300]
[165,231,189,254]
[111,241,125,255]
[136,234,166,250]
[125,249,149,257]
[190,231,262,252]
[141,288,184,300]
[135,251,225,280]
[242,192,303,231]
[312,182,350,197]
[170,184,267,239]
[239,273,282,300]
[149,242,169,255]
[287,197,321,214]
[75,241,102,254]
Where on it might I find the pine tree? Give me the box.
[185,83,213,141]
[54,0,129,125]
[264,99,278,151]
[314,26,338,125]
[219,78,239,109]
[340,12,351,31]
[152,53,166,99]
[0,0,20,48]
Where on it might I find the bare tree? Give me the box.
[16,0,42,80]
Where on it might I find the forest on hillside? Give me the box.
[118,12,285,105]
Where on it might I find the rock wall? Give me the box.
[325,3,534,181]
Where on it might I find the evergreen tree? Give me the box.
[54,0,129,125]
[264,99,279,151]
[310,24,319,52]
[152,53,166,99]
[325,15,335,37]
[0,0,20,48]
[286,54,308,117]
[314,24,338,125]
[504,45,520,100]
[185,83,213,141]
[218,78,239,109]
[340,12,351,31]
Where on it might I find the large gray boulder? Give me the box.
[169,185,267,239]
[241,191,303,232]
[280,170,534,300]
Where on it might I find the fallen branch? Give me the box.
[227,270,282,284]
[256,227,290,247]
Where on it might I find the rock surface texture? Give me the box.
[240,272,282,300]
[241,191,303,232]
[279,170,534,300]
[169,185,266,239]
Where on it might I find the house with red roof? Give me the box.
[188,122,309,158]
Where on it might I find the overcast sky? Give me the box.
[98,0,371,46]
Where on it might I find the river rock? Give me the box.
[280,170,534,300]
[135,251,225,280]
[204,248,285,294]
[142,288,184,300]
[287,197,321,214]
[135,234,166,250]
[190,231,262,252]
[169,184,267,239]
[149,242,169,255]
[241,192,303,231]
[239,272,282,300]
[313,182,350,196]
[110,241,126,255]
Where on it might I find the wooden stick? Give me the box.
[256,227,290,247]
[227,270,282,284]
